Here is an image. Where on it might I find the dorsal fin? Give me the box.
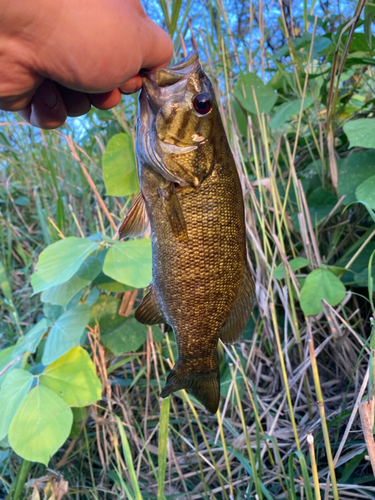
[219,264,255,344]
[135,286,164,325]
[119,192,149,239]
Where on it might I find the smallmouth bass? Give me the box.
[119,51,255,414]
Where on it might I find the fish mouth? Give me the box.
[136,51,201,183]
[139,50,200,118]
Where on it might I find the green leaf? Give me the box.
[234,73,277,115]
[40,347,101,407]
[270,97,314,130]
[103,239,152,289]
[0,369,34,440]
[0,346,23,388]
[273,257,310,280]
[307,187,337,223]
[42,304,91,365]
[41,256,101,306]
[356,174,375,209]
[89,295,121,327]
[94,270,133,293]
[31,237,99,294]
[8,385,73,465]
[102,133,138,196]
[13,318,51,357]
[102,317,148,355]
[338,151,375,205]
[300,269,346,316]
[344,119,375,149]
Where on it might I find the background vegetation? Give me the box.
[1,0,375,498]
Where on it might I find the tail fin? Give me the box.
[160,363,220,414]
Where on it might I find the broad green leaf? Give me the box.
[102,133,138,196]
[40,347,101,407]
[300,269,346,316]
[0,346,22,388]
[270,97,314,130]
[234,73,277,115]
[0,369,34,440]
[338,151,375,205]
[103,239,152,289]
[94,270,133,292]
[41,256,102,306]
[42,304,91,365]
[273,257,310,280]
[101,317,148,355]
[31,237,98,294]
[43,302,64,320]
[89,295,125,332]
[356,174,375,209]
[13,318,51,357]
[344,119,375,149]
[307,187,337,223]
[9,385,73,465]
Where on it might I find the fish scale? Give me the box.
[119,51,255,414]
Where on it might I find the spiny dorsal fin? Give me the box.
[158,183,188,242]
[219,264,255,344]
[135,286,164,325]
[119,192,149,239]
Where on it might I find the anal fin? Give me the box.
[219,264,255,344]
[135,286,164,325]
[119,192,149,239]
[158,182,188,241]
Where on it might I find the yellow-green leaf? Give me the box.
[9,385,73,465]
[40,347,101,407]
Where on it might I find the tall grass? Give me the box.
[1,0,375,498]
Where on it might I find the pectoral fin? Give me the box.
[119,192,149,239]
[158,183,188,241]
[135,286,164,325]
[219,264,255,344]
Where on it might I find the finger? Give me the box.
[55,84,91,117]
[20,79,67,129]
[119,75,142,95]
[139,18,173,70]
[89,89,121,110]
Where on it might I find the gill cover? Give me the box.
[137,51,218,188]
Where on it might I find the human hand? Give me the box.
[0,0,173,128]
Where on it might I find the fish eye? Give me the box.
[193,93,211,115]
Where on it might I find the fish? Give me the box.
[119,51,255,414]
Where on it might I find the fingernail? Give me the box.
[40,89,58,108]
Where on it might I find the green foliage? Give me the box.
[356,174,375,209]
[42,304,91,365]
[40,347,102,407]
[0,369,33,441]
[9,385,73,465]
[40,256,101,306]
[344,119,375,149]
[101,316,148,355]
[338,151,375,205]
[300,269,346,316]
[102,133,138,196]
[31,237,99,293]
[269,97,314,131]
[234,73,278,114]
[103,239,152,288]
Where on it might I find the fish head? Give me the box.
[138,51,222,187]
